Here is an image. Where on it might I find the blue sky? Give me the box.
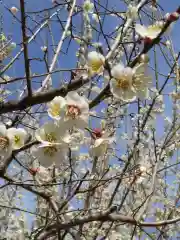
[1,0,180,237]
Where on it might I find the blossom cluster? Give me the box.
[0,123,27,160]
[32,91,114,167]
[87,51,152,101]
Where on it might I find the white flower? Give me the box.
[64,91,89,129]
[126,5,138,20]
[135,23,162,39]
[132,63,152,99]
[7,128,28,150]
[90,130,114,157]
[34,122,69,167]
[47,96,67,120]
[0,123,12,160]
[87,51,105,75]
[110,64,136,101]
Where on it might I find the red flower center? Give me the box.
[66,105,81,119]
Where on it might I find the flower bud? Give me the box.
[10,6,18,14]
[176,7,180,15]
[167,12,179,22]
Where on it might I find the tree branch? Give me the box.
[20,0,32,96]
[37,208,180,240]
[0,76,89,115]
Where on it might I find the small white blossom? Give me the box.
[7,128,28,150]
[34,122,69,167]
[0,123,12,160]
[87,51,105,76]
[0,124,28,160]
[110,63,136,101]
[47,96,67,120]
[64,91,89,129]
[90,130,114,157]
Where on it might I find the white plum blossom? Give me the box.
[90,129,114,157]
[87,51,105,75]
[64,91,89,129]
[0,124,28,160]
[7,127,28,150]
[110,63,152,101]
[47,96,67,120]
[47,91,89,129]
[34,122,69,167]
[135,23,163,39]
[110,63,136,101]
[132,63,152,99]
[0,123,13,160]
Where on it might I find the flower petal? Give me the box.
[135,24,148,38]
[0,123,7,136]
